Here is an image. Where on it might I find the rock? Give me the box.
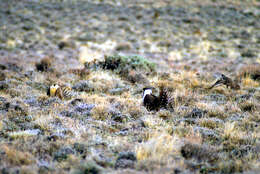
[115,152,136,169]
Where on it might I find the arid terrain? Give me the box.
[0,0,260,173]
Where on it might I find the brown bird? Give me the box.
[142,87,160,111]
[142,87,173,111]
[47,84,74,100]
[209,74,240,90]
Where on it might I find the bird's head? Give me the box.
[142,87,153,99]
[48,84,60,97]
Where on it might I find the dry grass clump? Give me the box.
[91,104,110,120]
[223,122,250,145]
[20,166,38,174]
[224,101,242,113]
[180,142,217,162]
[156,109,173,120]
[197,102,227,119]
[172,124,192,138]
[32,113,53,131]
[180,71,202,89]
[155,79,176,92]
[238,64,260,81]
[68,68,90,79]
[124,98,143,118]
[184,130,203,145]
[142,115,170,130]
[198,118,221,129]
[238,100,257,112]
[217,160,246,173]
[207,86,230,95]
[88,71,123,93]
[0,120,3,130]
[1,145,35,165]
[70,160,104,174]
[241,76,259,88]
[135,131,181,161]
[172,89,196,107]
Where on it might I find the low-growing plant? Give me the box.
[100,54,156,74]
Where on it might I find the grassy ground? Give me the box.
[0,0,260,173]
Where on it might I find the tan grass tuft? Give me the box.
[136,131,181,161]
[241,76,259,88]
[2,145,35,165]
[184,129,203,145]
[91,104,110,120]
[238,64,260,80]
[198,118,219,129]
[223,122,249,144]
[156,109,173,119]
